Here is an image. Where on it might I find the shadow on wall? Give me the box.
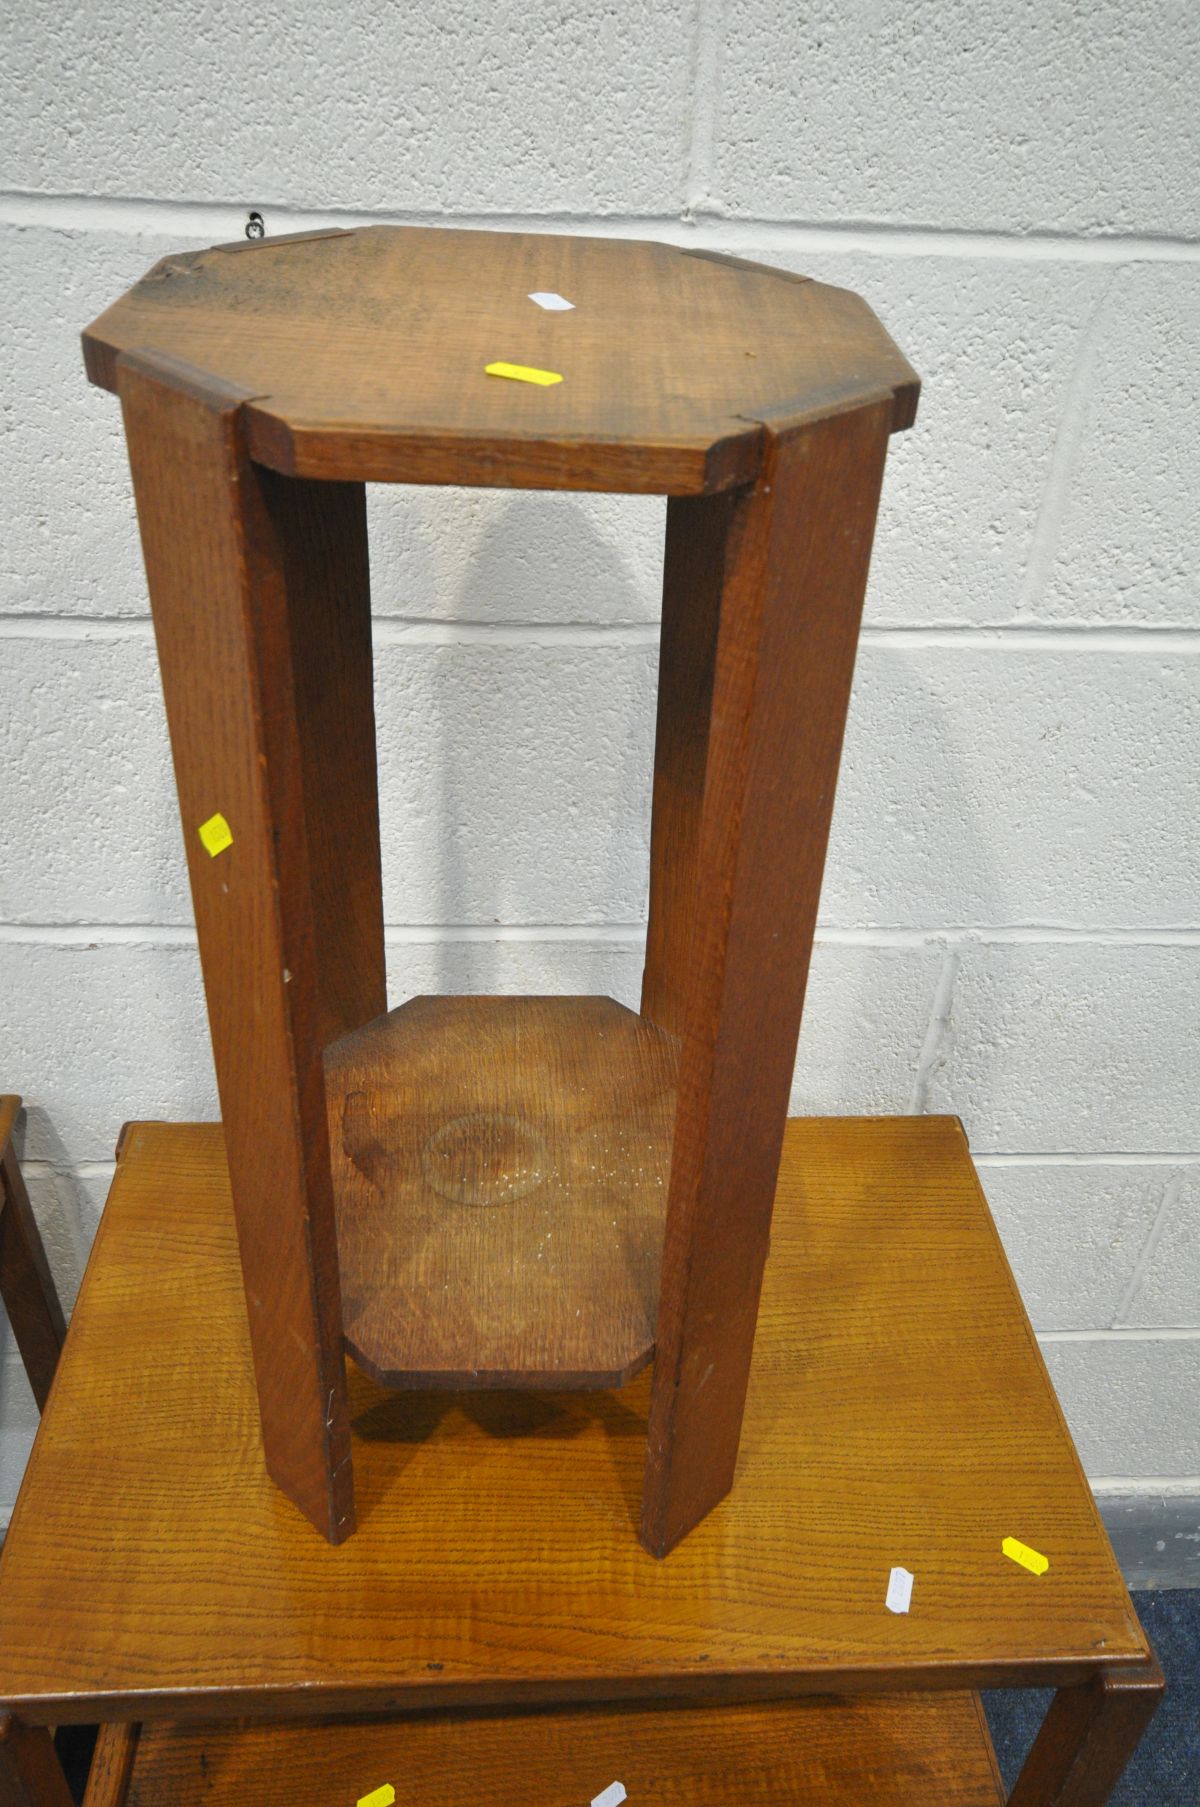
[812,640,1011,1118]
[5,1103,94,1315]
[366,481,1022,1129]
[372,487,659,1007]
[791,643,997,1121]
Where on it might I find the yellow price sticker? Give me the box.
[485,361,563,386]
[1002,1535,1049,1576]
[358,1787,396,1807]
[197,812,233,858]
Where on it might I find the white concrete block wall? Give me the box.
[1,0,1197,1520]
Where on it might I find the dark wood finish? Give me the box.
[82,1726,139,1807]
[121,1695,1002,1807]
[0,1722,72,1807]
[1008,1658,1165,1807]
[0,1100,67,1413]
[0,1108,71,1807]
[88,226,916,1542]
[266,463,385,1054]
[117,348,386,1544]
[0,1117,1149,1724]
[640,495,727,1036]
[83,228,917,495]
[642,399,894,1556]
[326,995,678,1388]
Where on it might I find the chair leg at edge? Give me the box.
[0,1719,74,1807]
[1006,1657,1165,1807]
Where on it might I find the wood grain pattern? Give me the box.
[259,458,385,1054]
[1007,1659,1165,1807]
[90,227,918,1548]
[0,1099,66,1413]
[117,349,383,1543]
[83,228,917,495]
[640,495,728,1037]
[81,1726,139,1807]
[326,995,678,1387]
[642,399,895,1556]
[0,1721,72,1807]
[0,1117,1149,1724]
[122,1694,1003,1807]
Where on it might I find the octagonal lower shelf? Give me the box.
[324,994,678,1389]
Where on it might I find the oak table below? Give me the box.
[0,1116,1161,1805]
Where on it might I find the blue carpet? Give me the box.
[984,1590,1198,1804]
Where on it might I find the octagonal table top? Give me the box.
[84,225,917,493]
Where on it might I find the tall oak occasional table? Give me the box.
[80,224,918,1554]
[0,1117,1162,1805]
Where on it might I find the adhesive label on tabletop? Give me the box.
[1002,1536,1049,1576]
[485,361,563,386]
[197,812,233,858]
[592,1785,627,1807]
[885,1565,914,1614]
[528,291,575,311]
[358,1786,396,1807]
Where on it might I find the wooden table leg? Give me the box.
[641,396,895,1556]
[0,1719,73,1807]
[0,1128,67,1414]
[117,349,386,1543]
[640,487,726,1042]
[80,1725,139,1807]
[1006,1657,1165,1806]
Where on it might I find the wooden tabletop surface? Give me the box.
[83,227,918,493]
[327,994,678,1389]
[0,1115,1146,1723]
[117,1693,1004,1807]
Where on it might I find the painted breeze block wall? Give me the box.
[1,0,1197,1521]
